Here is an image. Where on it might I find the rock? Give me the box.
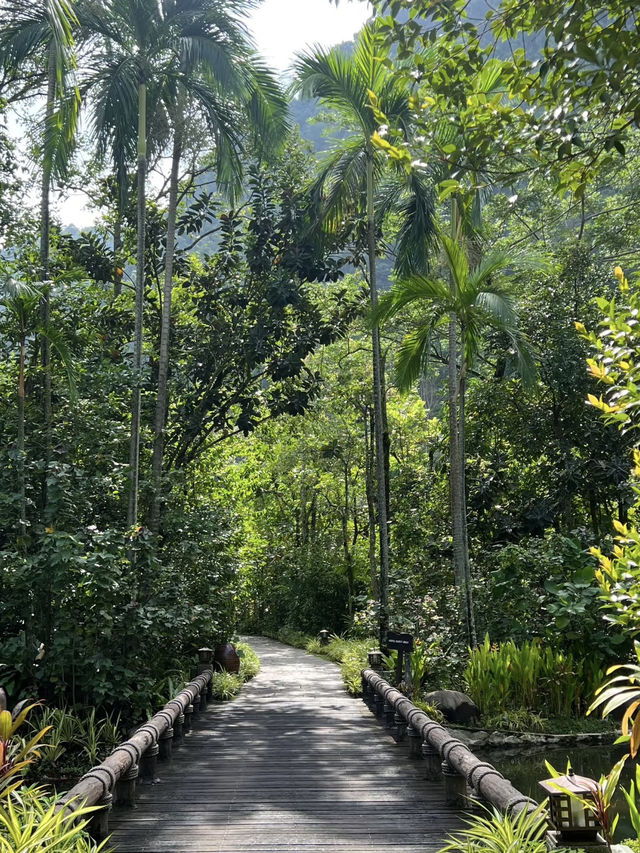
[455,729,489,748]
[424,690,480,724]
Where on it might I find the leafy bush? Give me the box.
[465,635,603,717]
[236,642,260,680]
[437,802,573,853]
[482,710,547,733]
[27,707,122,782]
[0,790,105,853]
[210,671,244,701]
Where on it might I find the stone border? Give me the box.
[452,727,620,750]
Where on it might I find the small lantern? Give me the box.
[367,649,383,669]
[539,769,601,842]
[318,629,330,646]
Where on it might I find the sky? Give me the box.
[249,0,372,72]
[57,0,372,226]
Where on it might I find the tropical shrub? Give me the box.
[465,636,603,717]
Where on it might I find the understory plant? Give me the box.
[465,635,603,717]
[437,801,573,853]
[0,699,104,853]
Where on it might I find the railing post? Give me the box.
[383,700,395,729]
[407,724,421,758]
[90,791,113,839]
[198,647,214,700]
[159,727,174,760]
[184,702,194,732]
[393,711,406,742]
[173,712,185,744]
[116,763,138,807]
[373,692,385,719]
[442,759,467,807]
[140,743,159,781]
[191,689,201,723]
[421,741,441,781]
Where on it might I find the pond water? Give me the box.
[477,743,638,842]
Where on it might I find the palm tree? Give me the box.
[148,0,289,532]
[373,232,536,645]
[293,25,435,649]
[80,0,178,528]
[83,0,288,530]
[0,0,79,510]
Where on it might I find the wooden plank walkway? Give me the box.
[109,636,462,853]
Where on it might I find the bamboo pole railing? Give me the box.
[55,647,215,838]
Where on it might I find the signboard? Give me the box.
[387,631,413,653]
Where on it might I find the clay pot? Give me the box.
[214,643,240,674]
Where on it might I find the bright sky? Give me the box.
[249,0,372,72]
[58,0,372,226]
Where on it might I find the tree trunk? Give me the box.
[17,334,26,540]
[363,405,379,599]
[448,316,465,591]
[149,107,183,533]
[366,151,390,652]
[127,81,147,528]
[39,43,56,519]
[458,367,476,647]
[114,213,123,297]
[342,464,354,618]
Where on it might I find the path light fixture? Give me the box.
[319,629,330,646]
[367,649,383,670]
[539,769,601,844]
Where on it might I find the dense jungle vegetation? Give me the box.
[1,0,640,792]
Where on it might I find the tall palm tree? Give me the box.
[0,0,79,513]
[293,25,435,648]
[83,0,288,529]
[373,232,536,645]
[80,0,178,528]
[148,0,289,532]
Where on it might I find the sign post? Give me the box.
[387,631,413,687]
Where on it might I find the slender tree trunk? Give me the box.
[342,464,354,618]
[448,317,465,591]
[128,81,147,528]
[114,213,123,297]
[458,367,476,647]
[40,44,56,519]
[366,151,390,652]
[149,107,183,533]
[17,335,26,539]
[363,405,379,599]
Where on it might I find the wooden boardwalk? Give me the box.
[109,636,462,853]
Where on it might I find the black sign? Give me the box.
[387,631,413,652]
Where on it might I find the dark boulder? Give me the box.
[424,689,480,724]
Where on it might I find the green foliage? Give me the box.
[0,702,49,798]
[27,707,122,782]
[236,643,260,681]
[465,635,603,718]
[437,802,558,853]
[482,710,547,733]
[210,672,244,702]
[0,790,105,853]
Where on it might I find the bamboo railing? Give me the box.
[361,667,537,814]
[56,647,215,838]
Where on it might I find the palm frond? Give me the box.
[439,232,470,294]
[39,323,77,400]
[392,170,437,277]
[395,324,433,392]
[372,275,450,326]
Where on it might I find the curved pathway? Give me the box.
[109,636,462,853]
